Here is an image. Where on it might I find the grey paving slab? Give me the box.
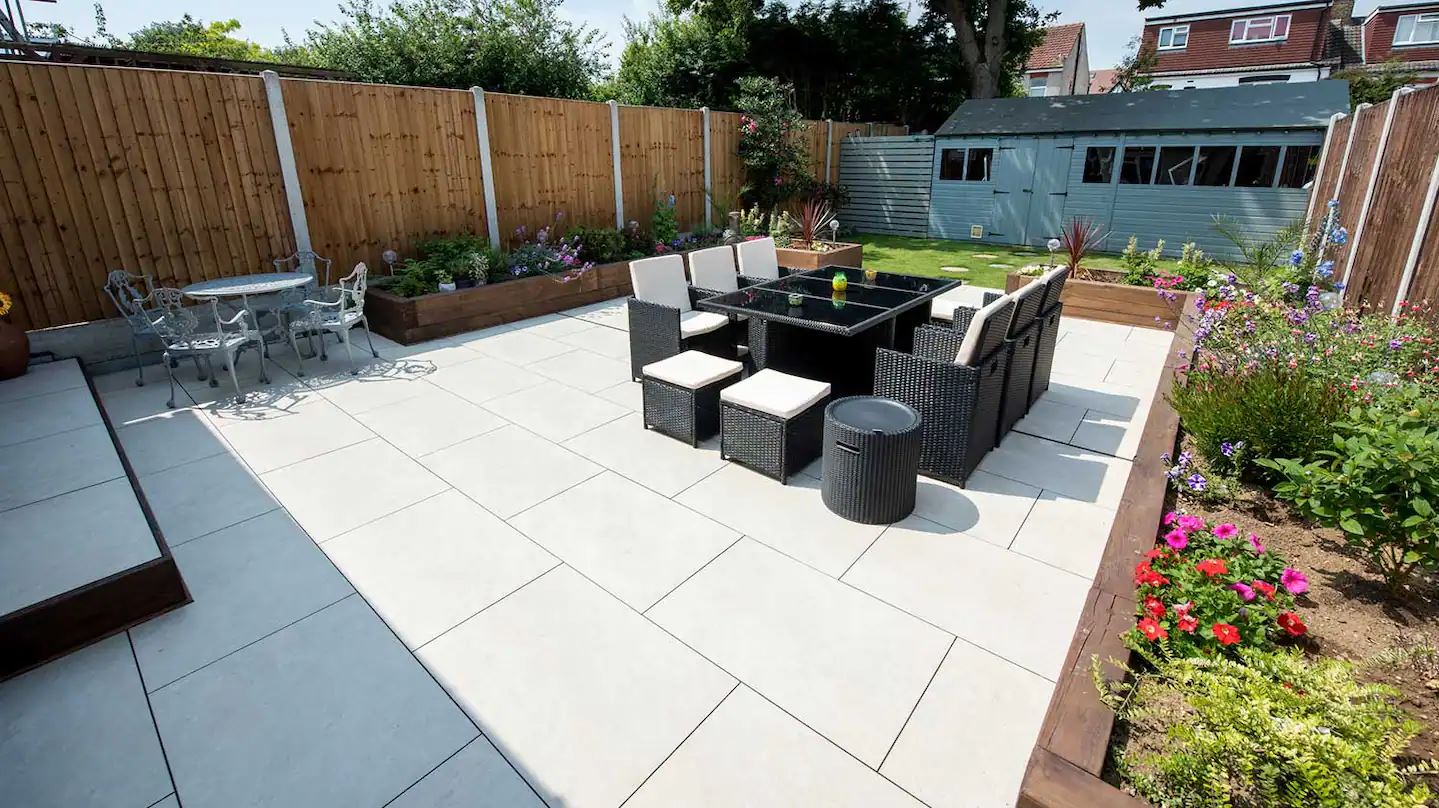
[649,539,953,766]
[556,324,630,361]
[130,510,355,690]
[0,386,102,447]
[464,329,573,366]
[151,595,477,808]
[419,567,734,808]
[423,356,547,405]
[562,412,727,498]
[114,407,229,476]
[0,358,86,403]
[527,349,630,393]
[215,397,375,473]
[0,633,173,808]
[977,431,1132,508]
[1009,492,1117,579]
[0,424,125,512]
[0,479,159,615]
[140,453,279,546]
[911,469,1040,549]
[388,737,545,808]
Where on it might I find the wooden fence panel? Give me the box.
[283,79,487,275]
[708,111,746,216]
[619,105,705,234]
[798,119,826,184]
[1345,91,1439,311]
[1409,198,1439,308]
[485,93,615,242]
[1310,115,1350,212]
[0,63,292,331]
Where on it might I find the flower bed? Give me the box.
[1005,273,1191,330]
[775,241,863,272]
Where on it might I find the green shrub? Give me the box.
[1097,646,1436,808]
[768,209,793,247]
[1260,385,1439,591]
[1122,236,1165,285]
[569,226,626,264]
[652,192,679,248]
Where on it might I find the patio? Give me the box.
[0,284,1172,808]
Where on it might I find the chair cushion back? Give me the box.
[736,237,781,280]
[630,254,692,312]
[955,295,1017,367]
[688,246,739,293]
[1006,278,1046,338]
[1037,266,1070,312]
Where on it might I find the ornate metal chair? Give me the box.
[104,269,202,387]
[149,288,268,408]
[273,250,334,288]
[283,263,380,377]
[272,250,337,357]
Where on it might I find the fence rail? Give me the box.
[1308,84,1439,316]
[0,61,905,331]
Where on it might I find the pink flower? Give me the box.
[1177,515,1205,532]
[1164,529,1189,550]
[1280,567,1309,595]
[1163,511,1179,526]
[1212,523,1238,540]
[1230,582,1256,602]
[1248,533,1266,554]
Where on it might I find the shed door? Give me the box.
[991,140,1037,245]
[1024,138,1074,246]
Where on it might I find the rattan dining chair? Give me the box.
[1029,267,1070,406]
[735,237,782,281]
[284,263,380,377]
[627,254,735,381]
[150,288,267,408]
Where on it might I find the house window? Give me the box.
[1230,15,1291,44]
[1195,146,1238,186]
[1238,74,1291,84]
[1120,146,1157,184]
[1278,144,1321,189]
[1027,74,1050,97]
[1156,146,1196,185]
[1157,25,1190,50]
[1082,147,1117,183]
[1394,13,1439,46]
[939,147,993,181]
[1235,145,1282,187]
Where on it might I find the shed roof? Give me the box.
[935,80,1349,137]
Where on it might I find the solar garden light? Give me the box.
[1047,238,1061,267]
[382,249,399,276]
[829,220,839,243]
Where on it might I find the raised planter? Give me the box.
[775,241,863,272]
[1006,272,1190,330]
[365,258,634,345]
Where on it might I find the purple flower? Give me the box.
[1316,260,1335,279]
[1289,249,1305,267]
[1178,451,1193,467]
[1230,582,1257,602]
[1389,338,1403,350]
[1331,227,1349,246]
[1248,533,1266,554]
[1220,441,1241,458]
[1160,452,1172,465]
[1186,473,1208,492]
[1304,332,1318,345]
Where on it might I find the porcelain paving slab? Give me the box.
[1040,379,1150,420]
[911,470,1041,549]
[369,335,488,368]
[0,424,125,511]
[561,298,629,330]
[482,380,629,442]
[596,379,642,411]
[214,397,375,474]
[421,425,601,519]
[0,386,101,447]
[0,479,159,615]
[114,407,229,476]
[0,359,86,403]
[419,567,734,808]
[261,439,448,541]
[1009,492,1117,579]
[979,431,1132,508]
[512,472,737,610]
[506,313,597,340]
[151,595,477,808]
[465,330,573,366]
[1011,397,1086,444]
[323,490,557,649]
[140,453,279,546]
[1070,407,1146,460]
[0,633,173,808]
[1047,350,1115,384]
[627,686,925,808]
[389,737,545,808]
[98,383,200,427]
[557,324,630,360]
[353,388,508,457]
[425,356,548,404]
[843,517,1091,681]
[130,510,354,690]
[649,539,953,766]
[562,412,727,497]
[880,640,1053,808]
[527,349,631,393]
[305,361,441,415]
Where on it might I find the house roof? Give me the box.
[1145,0,1328,25]
[935,80,1349,137]
[1025,23,1084,71]
[1089,69,1118,93]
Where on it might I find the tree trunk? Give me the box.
[969,63,1000,99]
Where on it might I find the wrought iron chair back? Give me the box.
[336,262,368,319]
[148,287,267,408]
[283,263,379,377]
[104,270,159,333]
[273,250,334,287]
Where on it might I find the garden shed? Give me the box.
[927,80,1349,258]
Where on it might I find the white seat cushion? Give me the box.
[930,297,961,322]
[955,294,1013,367]
[680,310,729,338]
[688,246,740,292]
[736,237,780,280]
[721,369,830,419]
[643,350,743,389]
[631,254,692,312]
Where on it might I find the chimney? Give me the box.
[1330,0,1356,24]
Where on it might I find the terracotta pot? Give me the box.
[0,319,27,380]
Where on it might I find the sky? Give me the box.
[12,0,1391,72]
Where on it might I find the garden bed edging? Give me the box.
[775,242,863,272]
[1006,273,1188,330]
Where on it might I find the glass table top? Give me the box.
[697,266,960,335]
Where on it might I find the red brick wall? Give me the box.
[1144,6,1330,73]
[1363,6,1439,64]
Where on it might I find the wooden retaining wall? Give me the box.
[0,60,902,332]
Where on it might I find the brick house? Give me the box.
[1023,23,1091,96]
[1360,1,1439,84]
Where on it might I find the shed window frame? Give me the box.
[1277,143,1321,189]
[1194,146,1240,187]
[1082,146,1118,185]
[1157,25,1190,50]
[938,146,993,182]
[1155,146,1197,186]
[1235,144,1283,188]
[1119,145,1159,185]
[1394,13,1439,46]
[1229,14,1291,44]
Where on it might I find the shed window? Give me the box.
[1278,144,1321,189]
[940,149,966,180]
[1155,147,1195,185]
[1157,25,1189,50]
[1120,146,1157,184]
[1195,146,1237,186]
[966,148,994,181]
[1082,147,1116,184]
[1230,15,1290,44]
[939,147,992,181]
[1235,145,1282,187]
[1394,13,1439,46]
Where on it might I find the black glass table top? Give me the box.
[768,275,922,310]
[698,266,961,336]
[805,266,948,295]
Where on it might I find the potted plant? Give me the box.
[773,198,863,271]
[435,267,456,293]
[0,289,25,380]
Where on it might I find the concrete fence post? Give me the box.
[1342,88,1412,294]
[701,106,712,230]
[1304,111,1346,224]
[608,100,624,229]
[1393,154,1439,318]
[469,87,502,249]
[1329,102,1372,214]
[260,71,312,261]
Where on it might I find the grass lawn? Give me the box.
[854,233,1184,289]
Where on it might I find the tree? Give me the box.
[928,0,1052,100]
[733,76,810,212]
[302,0,607,98]
[1110,36,1158,92]
[126,16,273,61]
[1333,61,1419,108]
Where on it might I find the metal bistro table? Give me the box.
[699,266,961,398]
[182,273,316,377]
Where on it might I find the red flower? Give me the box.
[1252,580,1277,601]
[1133,561,1169,587]
[1195,558,1229,578]
[1143,547,1166,561]
[1212,622,1241,646]
[1277,611,1307,637]
[1137,617,1168,641]
[1177,613,1198,633]
[1144,596,1166,619]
